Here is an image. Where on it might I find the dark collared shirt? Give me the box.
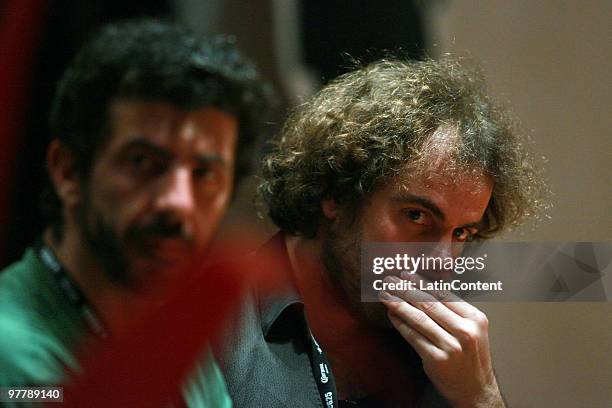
[217,233,450,408]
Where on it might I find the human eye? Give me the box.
[193,164,225,191]
[453,227,476,242]
[193,165,213,179]
[404,209,430,226]
[125,150,166,177]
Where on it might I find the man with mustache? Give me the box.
[219,58,546,407]
[0,19,271,407]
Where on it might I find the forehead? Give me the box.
[396,124,492,193]
[103,99,238,156]
[380,129,494,225]
[393,168,493,207]
[395,164,492,196]
[380,167,493,228]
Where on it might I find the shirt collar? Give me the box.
[254,232,308,340]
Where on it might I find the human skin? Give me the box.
[46,99,238,327]
[287,161,505,406]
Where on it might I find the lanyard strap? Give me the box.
[35,241,109,339]
[308,331,339,408]
[35,241,190,408]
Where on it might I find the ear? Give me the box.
[46,140,82,208]
[321,198,339,220]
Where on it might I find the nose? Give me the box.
[436,230,468,257]
[155,166,196,215]
[427,230,461,260]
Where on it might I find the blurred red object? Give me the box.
[60,234,285,408]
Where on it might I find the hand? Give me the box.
[379,274,505,408]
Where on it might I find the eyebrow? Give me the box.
[392,193,485,229]
[121,138,171,159]
[121,138,226,166]
[460,221,482,229]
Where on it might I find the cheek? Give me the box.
[362,210,435,243]
[361,213,404,242]
[88,178,147,233]
[194,189,232,240]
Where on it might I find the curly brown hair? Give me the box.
[259,57,547,239]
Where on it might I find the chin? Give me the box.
[125,259,176,291]
[357,301,393,329]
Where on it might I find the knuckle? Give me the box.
[430,351,451,366]
[412,309,429,326]
[473,310,489,328]
[446,341,463,356]
[435,290,452,302]
[457,324,480,346]
[419,301,438,313]
[399,324,415,339]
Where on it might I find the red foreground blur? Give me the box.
[58,234,285,408]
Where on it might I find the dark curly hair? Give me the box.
[43,18,274,234]
[259,57,547,239]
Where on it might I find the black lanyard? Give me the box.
[35,241,191,408]
[308,330,379,407]
[35,241,109,339]
[308,330,339,408]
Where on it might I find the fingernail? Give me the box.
[378,290,401,302]
[379,290,393,301]
[400,270,416,279]
[383,275,401,284]
[387,312,400,326]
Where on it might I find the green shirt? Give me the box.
[0,247,232,407]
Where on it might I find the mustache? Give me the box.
[128,214,194,242]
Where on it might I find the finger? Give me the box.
[441,298,480,318]
[400,271,463,301]
[384,280,490,350]
[387,310,443,361]
[398,272,480,318]
[383,276,466,334]
[381,292,461,353]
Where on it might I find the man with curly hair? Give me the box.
[220,57,545,407]
[0,19,272,407]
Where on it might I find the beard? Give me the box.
[77,194,196,291]
[320,214,392,329]
[78,197,133,288]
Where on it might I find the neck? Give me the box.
[286,234,384,399]
[285,234,418,400]
[43,224,145,333]
[285,234,364,349]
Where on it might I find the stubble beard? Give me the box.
[77,190,201,292]
[320,216,391,329]
[77,194,137,290]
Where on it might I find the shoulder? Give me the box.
[0,248,46,307]
[215,290,263,369]
[184,349,233,408]
[0,307,73,386]
[0,251,79,386]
